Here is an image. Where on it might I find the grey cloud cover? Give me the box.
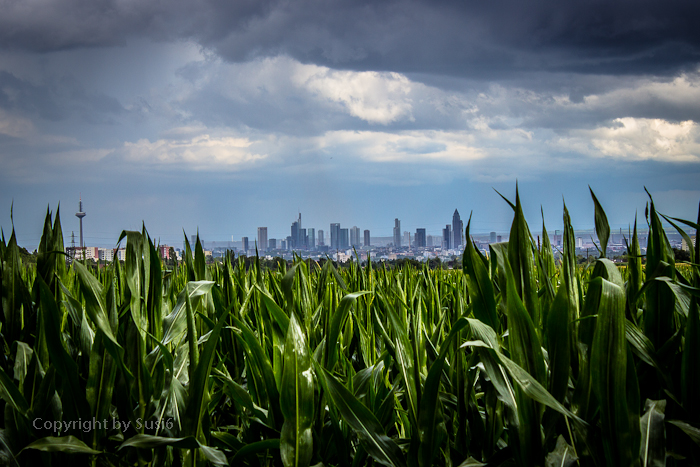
[3,0,700,75]
[1,0,699,247]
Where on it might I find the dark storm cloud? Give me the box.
[0,71,124,122]
[2,0,699,77]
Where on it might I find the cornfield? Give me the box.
[0,188,699,467]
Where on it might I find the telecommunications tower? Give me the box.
[75,196,86,248]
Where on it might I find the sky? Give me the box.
[1,0,699,248]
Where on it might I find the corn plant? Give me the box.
[0,187,698,467]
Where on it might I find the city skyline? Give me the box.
[1,2,699,248]
[9,194,694,251]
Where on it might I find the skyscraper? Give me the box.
[393,218,401,247]
[290,212,303,249]
[452,209,463,249]
[415,228,426,247]
[340,228,349,249]
[257,227,268,252]
[242,237,249,252]
[350,226,360,246]
[318,230,325,246]
[364,229,370,247]
[443,225,452,250]
[490,232,497,243]
[308,228,315,250]
[268,239,276,250]
[330,223,341,249]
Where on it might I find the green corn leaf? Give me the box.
[161,281,214,345]
[507,185,540,328]
[183,287,229,442]
[280,312,314,467]
[385,298,419,428]
[668,420,700,445]
[0,366,29,417]
[21,436,101,455]
[232,316,283,428]
[37,276,92,428]
[73,261,124,361]
[85,333,117,447]
[418,317,470,467]
[644,191,676,349]
[590,187,610,258]
[229,439,281,464]
[258,286,290,335]
[327,291,371,371]
[683,294,700,421]
[119,434,227,465]
[546,284,571,405]
[317,364,406,467]
[544,435,578,467]
[463,215,499,331]
[590,277,640,467]
[639,399,666,467]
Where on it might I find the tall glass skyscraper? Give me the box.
[452,209,463,249]
[393,218,401,247]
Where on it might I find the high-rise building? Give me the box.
[318,230,325,246]
[403,231,411,247]
[291,213,303,249]
[330,223,341,249]
[364,229,370,247]
[268,239,276,250]
[340,228,349,249]
[286,236,293,250]
[242,237,249,252]
[308,228,315,250]
[443,225,452,250]
[415,228,426,248]
[393,218,401,247]
[490,232,497,243]
[452,209,463,249]
[350,226,361,246]
[427,235,434,247]
[257,227,268,252]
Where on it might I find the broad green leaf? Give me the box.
[280,312,314,467]
[590,187,610,258]
[119,434,227,465]
[317,364,405,467]
[327,291,371,371]
[22,436,101,455]
[590,277,640,467]
[463,215,499,331]
[640,399,665,467]
[161,281,214,345]
[544,435,577,467]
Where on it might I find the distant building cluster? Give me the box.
[67,195,695,266]
[66,194,177,263]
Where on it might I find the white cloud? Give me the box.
[554,117,700,162]
[292,65,414,124]
[123,131,267,170]
[315,130,483,163]
[581,72,700,111]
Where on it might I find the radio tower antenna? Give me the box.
[75,195,86,248]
